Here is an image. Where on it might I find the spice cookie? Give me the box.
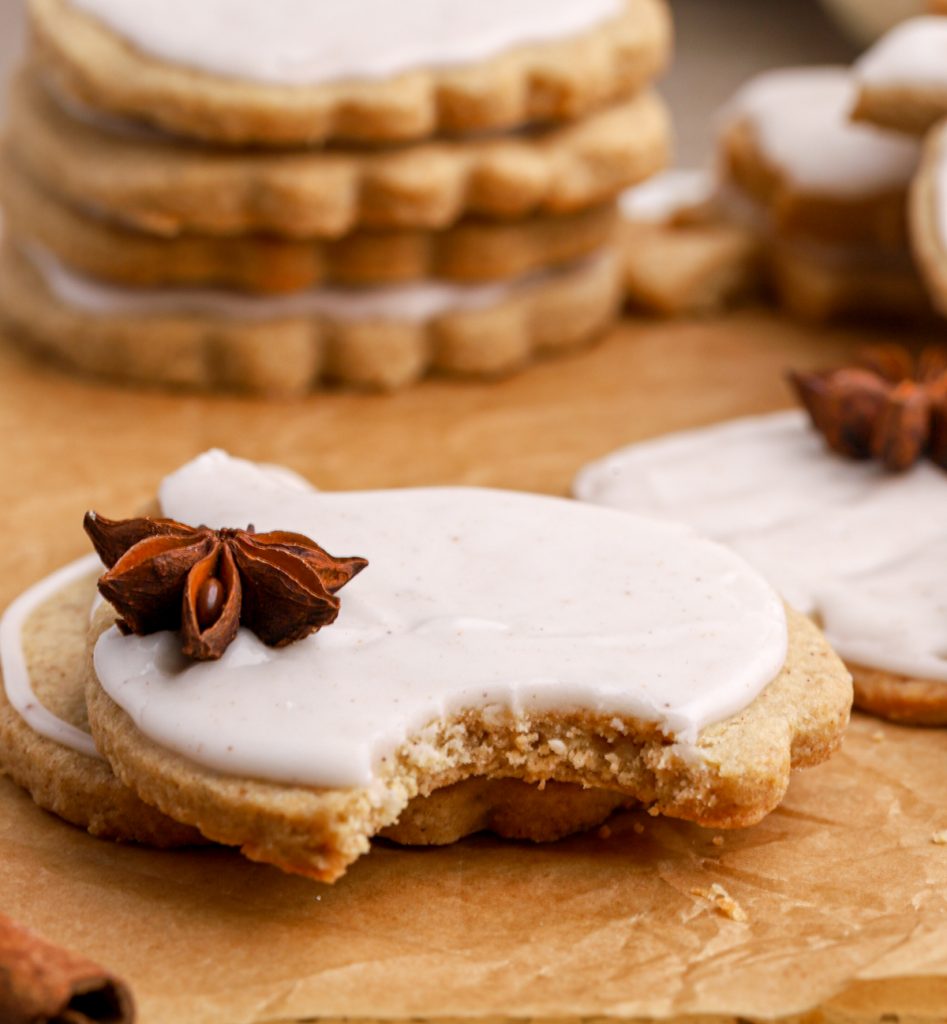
[0,243,623,395]
[82,450,850,883]
[28,0,671,146]
[619,169,761,316]
[909,120,947,313]
[0,157,617,291]
[5,74,670,239]
[718,66,926,321]
[575,406,947,725]
[0,557,202,845]
[853,17,947,136]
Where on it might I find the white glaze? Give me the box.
[68,0,623,87]
[619,169,715,224]
[575,411,947,683]
[856,17,947,89]
[0,555,103,759]
[92,451,788,789]
[723,67,919,195]
[24,244,609,324]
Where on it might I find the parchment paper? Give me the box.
[1,312,946,1023]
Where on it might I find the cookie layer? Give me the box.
[6,73,670,238]
[575,410,947,723]
[83,451,849,881]
[0,558,202,845]
[0,243,623,394]
[1,157,617,290]
[854,17,947,136]
[909,120,947,315]
[29,0,671,145]
[720,67,919,249]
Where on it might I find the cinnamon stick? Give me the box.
[0,914,133,1023]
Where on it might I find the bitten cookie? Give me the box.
[575,409,947,725]
[0,558,202,845]
[28,0,671,146]
[82,451,850,883]
[853,17,947,136]
[0,243,623,395]
[718,66,927,321]
[5,73,670,239]
[619,169,761,316]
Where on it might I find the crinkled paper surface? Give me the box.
[1,313,946,1023]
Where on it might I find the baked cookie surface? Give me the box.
[83,451,850,883]
[910,120,947,314]
[575,410,947,724]
[0,243,622,395]
[0,558,202,845]
[6,74,670,239]
[28,0,671,146]
[1,155,617,291]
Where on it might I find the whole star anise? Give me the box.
[789,345,947,472]
[84,512,368,661]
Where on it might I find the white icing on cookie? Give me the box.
[575,411,947,683]
[619,169,714,224]
[856,17,947,89]
[92,451,788,789]
[0,555,103,759]
[68,0,624,87]
[723,67,919,195]
[23,243,612,324]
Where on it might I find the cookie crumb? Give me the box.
[712,835,724,847]
[871,730,885,743]
[597,825,612,840]
[931,830,947,845]
[632,822,645,835]
[691,883,747,922]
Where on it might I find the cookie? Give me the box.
[1,553,634,851]
[0,156,618,291]
[720,67,919,250]
[0,556,202,845]
[909,119,947,314]
[766,240,931,322]
[853,17,947,136]
[81,450,850,883]
[5,73,670,239]
[0,242,623,394]
[28,0,671,146]
[619,170,761,316]
[575,410,947,725]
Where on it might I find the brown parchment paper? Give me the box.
[2,311,947,1024]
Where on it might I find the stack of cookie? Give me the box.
[0,0,673,395]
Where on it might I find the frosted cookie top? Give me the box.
[619,169,715,224]
[576,411,947,683]
[67,0,624,87]
[90,451,788,789]
[856,17,947,89]
[723,67,919,195]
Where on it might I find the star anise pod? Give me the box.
[84,512,368,661]
[789,344,947,472]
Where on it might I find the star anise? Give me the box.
[789,344,947,472]
[84,512,368,661]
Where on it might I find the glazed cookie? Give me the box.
[0,557,202,845]
[853,17,947,136]
[619,169,761,316]
[910,120,947,313]
[83,451,850,883]
[576,410,947,725]
[0,552,635,849]
[0,156,618,291]
[0,243,622,394]
[5,74,670,239]
[28,0,671,146]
